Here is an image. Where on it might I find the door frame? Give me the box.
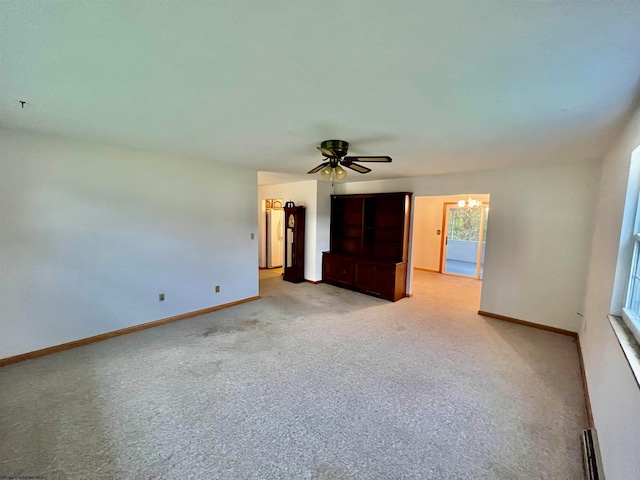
[440,202,489,279]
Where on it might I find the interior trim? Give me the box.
[478,310,577,337]
[439,202,458,273]
[576,335,595,428]
[0,296,261,368]
[413,267,439,273]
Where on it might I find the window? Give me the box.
[623,232,640,340]
[609,147,640,387]
[616,227,640,387]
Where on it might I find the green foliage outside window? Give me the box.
[448,207,487,241]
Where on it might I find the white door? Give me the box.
[266,209,284,268]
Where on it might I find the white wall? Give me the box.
[315,181,333,278]
[336,162,599,332]
[258,180,331,281]
[0,127,259,359]
[580,103,640,479]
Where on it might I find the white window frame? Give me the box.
[622,234,640,341]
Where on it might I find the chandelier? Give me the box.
[457,197,483,210]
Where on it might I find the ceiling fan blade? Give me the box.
[317,146,336,158]
[344,162,371,174]
[307,162,329,174]
[343,156,392,163]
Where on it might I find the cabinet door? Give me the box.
[374,265,396,299]
[323,255,353,286]
[354,263,376,293]
[354,262,396,300]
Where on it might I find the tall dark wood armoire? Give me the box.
[322,192,412,301]
[283,206,305,283]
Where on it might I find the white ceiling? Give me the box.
[2,1,640,185]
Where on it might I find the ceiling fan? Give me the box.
[307,139,392,180]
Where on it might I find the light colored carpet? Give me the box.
[0,270,587,479]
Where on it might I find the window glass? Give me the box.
[628,242,640,313]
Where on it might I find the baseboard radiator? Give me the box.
[581,429,604,480]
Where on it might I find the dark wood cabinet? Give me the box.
[284,206,305,283]
[355,262,397,299]
[322,192,412,301]
[322,253,354,287]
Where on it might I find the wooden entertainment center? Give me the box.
[322,192,412,301]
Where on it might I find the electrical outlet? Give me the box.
[251,233,255,240]
[159,293,165,302]
[215,285,220,293]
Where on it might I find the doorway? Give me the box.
[410,194,490,309]
[442,201,489,279]
[262,198,285,270]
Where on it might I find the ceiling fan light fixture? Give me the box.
[334,165,347,179]
[320,165,334,180]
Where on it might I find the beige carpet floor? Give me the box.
[0,270,587,479]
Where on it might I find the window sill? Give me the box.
[609,314,640,388]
